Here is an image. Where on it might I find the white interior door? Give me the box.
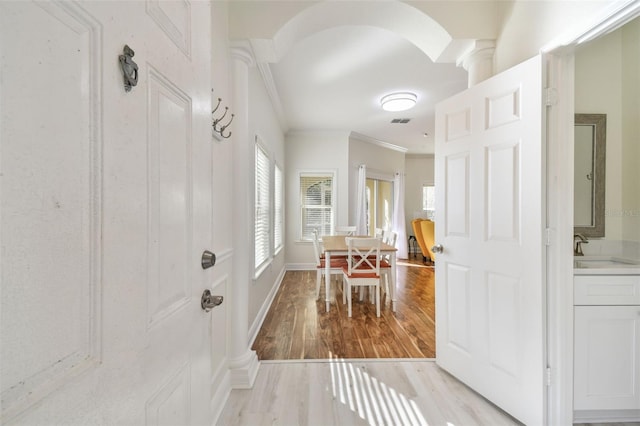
[1,2,217,424]
[434,55,546,425]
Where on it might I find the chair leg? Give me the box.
[316,269,322,299]
[347,281,352,317]
[383,270,390,296]
[342,276,347,304]
[376,284,380,317]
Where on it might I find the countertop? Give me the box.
[573,256,640,275]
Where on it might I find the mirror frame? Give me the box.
[574,113,606,238]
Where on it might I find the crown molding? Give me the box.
[245,39,288,132]
[349,131,408,153]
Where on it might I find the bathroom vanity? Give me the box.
[573,257,640,423]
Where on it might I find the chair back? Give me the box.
[382,230,397,247]
[411,218,430,258]
[335,225,356,236]
[346,237,381,276]
[374,228,384,238]
[420,219,436,260]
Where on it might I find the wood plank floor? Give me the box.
[252,257,436,360]
[217,360,523,426]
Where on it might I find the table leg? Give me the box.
[325,252,331,312]
[390,252,397,312]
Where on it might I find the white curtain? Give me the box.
[355,164,367,235]
[392,172,408,259]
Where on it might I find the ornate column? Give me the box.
[458,40,496,87]
[228,42,259,388]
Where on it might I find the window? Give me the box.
[255,143,270,269]
[300,173,334,240]
[274,164,283,252]
[366,177,393,236]
[422,185,435,219]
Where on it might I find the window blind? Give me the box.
[255,144,270,268]
[274,164,283,251]
[300,173,334,240]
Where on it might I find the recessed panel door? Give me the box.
[434,55,546,425]
[0,2,216,423]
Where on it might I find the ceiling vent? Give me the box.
[390,118,411,124]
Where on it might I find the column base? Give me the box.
[228,349,260,389]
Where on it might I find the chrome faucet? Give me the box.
[574,234,589,256]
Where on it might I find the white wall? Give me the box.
[405,155,435,238]
[247,66,287,326]
[495,1,623,73]
[575,18,640,244]
[284,131,350,266]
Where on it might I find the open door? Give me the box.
[434,55,546,425]
[1,2,219,423]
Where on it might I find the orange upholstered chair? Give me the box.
[420,219,435,262]
[411,219,428,261]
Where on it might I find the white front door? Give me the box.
[434,56,546,425]
[1,2,218,424]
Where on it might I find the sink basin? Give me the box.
[574,256,640,269]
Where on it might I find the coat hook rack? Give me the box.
[211,91,234,139]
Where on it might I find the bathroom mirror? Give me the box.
[574,113,606,237]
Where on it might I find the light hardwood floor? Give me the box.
[217,359,522,426]
[252,257,436,360]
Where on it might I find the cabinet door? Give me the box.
[574,306,640,410]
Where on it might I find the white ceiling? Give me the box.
[269,25,469,154]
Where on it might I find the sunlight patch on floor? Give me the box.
[397,260,434,269]
[328,352,432,426]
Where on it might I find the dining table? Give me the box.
[321,235,398,312]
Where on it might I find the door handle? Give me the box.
[201,289,223,312]
[431,244,443,254]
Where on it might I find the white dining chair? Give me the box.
[363,230,397,304]
[342,237,382,317]
[312,229,346,300]
[374,227,384,238]
[380,230,397,297]
[335,225,356,236]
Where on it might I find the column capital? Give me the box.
[457,39,495,87]
[230,41,255,67]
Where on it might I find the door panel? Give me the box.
[0,2,217,423]
[0,2,102,418]
[147,70,192,326]
[574,306,640,410]
[445,154,470,237]
[445,263,472,355]
[435,55,545,425]
[486,142,519,241]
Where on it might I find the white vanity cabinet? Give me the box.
[573,274,640,422]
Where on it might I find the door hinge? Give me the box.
[545,87,558,106]
[546,367,552,386]
[545,228,553,246]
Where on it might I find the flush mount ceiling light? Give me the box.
[380,92,417,112]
